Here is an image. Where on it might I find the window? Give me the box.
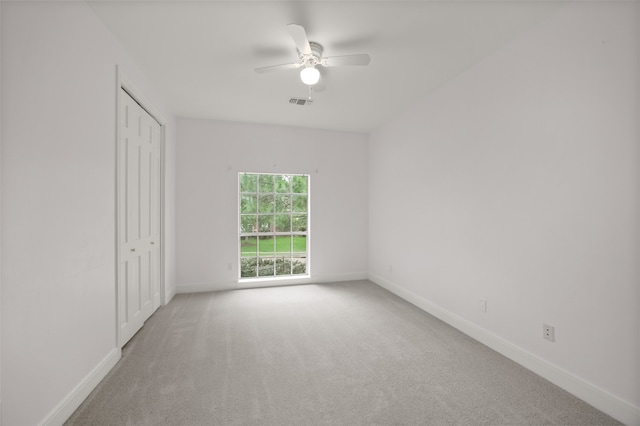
[239,173,309,279]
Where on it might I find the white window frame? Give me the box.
[238,172,310,285]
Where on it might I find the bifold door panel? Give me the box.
[118,88,161,347]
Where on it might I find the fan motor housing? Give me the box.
[309,42,323,59]
[300,41,324,66]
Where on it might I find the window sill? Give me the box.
[237,275,312,289]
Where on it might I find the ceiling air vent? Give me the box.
[289,97,314,106]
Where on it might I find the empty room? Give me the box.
[1,1,639,425]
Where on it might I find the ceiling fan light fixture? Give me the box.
[300,66,320,85]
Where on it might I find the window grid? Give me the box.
[239,173,308,279]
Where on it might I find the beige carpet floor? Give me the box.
[66,280,620,425]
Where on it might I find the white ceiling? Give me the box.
[88,1,565,133]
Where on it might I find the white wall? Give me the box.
[0,2,3,419]
[369,2,639,424]
[176,118,368,292]
[1,2,176,425]
[165,121,178,301]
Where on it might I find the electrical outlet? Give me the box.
[479,299,487,313]
[228,263,233,271]
[389,265,393,273]
[543,324,555,342]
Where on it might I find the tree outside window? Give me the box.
[239,173,308,279]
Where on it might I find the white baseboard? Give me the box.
[369,273,640,426]
[310,272,368,284]
[39,348,121,426]
[165,285,177,305]
[177,272,369,294]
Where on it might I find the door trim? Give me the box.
[115,66,166,348]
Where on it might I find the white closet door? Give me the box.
[118,88,162,347]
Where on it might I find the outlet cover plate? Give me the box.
[543,324,555,342]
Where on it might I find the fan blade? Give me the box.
[321,54,370,67]
[255,62,302,74]
[287,23,312,55]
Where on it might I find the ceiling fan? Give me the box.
[255,24,371,88]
